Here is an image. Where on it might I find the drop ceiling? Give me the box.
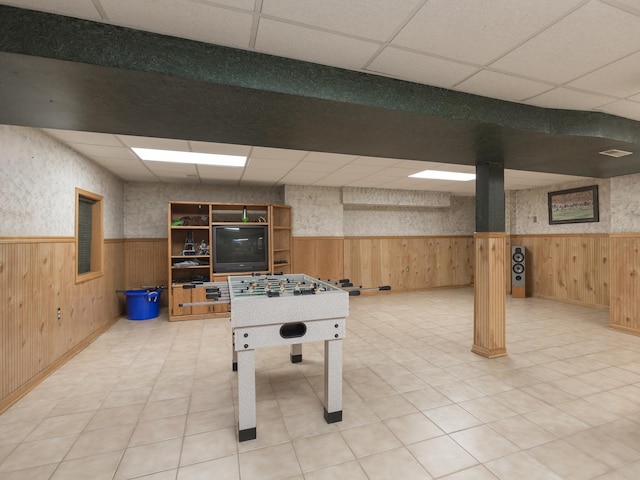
[2,0,640,194]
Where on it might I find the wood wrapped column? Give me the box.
[472,232,507,358]
[609,233,640,336]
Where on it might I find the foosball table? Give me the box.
[228,274,349,441]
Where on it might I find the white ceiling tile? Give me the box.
[350,156,403,167]
[251,146,307,161]
[157,175,201,183]
[255,19,381,70]
[330,164,385,175]
[367,167,421,178]
[504,170,591,187]
[2,0,102,20]
[568,51,640,98]
[345,178,389,188]
[597,99,640,121]
[241,167,289,181]
[143,161,198,175]
[392,0,584,64]
[100,0,253,48]
[526,88,615,111]
[457,71,553,102]
[197,165,244,180]
[302,151,358,164]
[313,173,365,187]
[117,135,190,150]
[246,158,297,170]
[90,157,148,171]
[43,129,123,146]
[188,141,251,156]
[394,160,451,171]
[277,171,328,184]
[68,144,136,159]
[289,162,342,173]
[492,1,640,83]
[261,0,419,41]
[204,0,255,10]
[429,164,476,173]
[367,47,479,89]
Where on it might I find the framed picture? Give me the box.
[548,185,599,225]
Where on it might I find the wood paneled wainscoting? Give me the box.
[124,238,168,305]
[292,237,345,282]
[510,234,610,309]
[610,233,640,335]
[293,236,473,291]
[0,237,125,413]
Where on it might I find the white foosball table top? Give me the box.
[228,274,349,328]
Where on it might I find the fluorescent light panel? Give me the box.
[410,170,476,181]
[598,149,633,158]
[132,147,246,167]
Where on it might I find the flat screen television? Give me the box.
[212,225,268,273]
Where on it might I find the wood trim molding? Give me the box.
[609,325,640,337]
[609,233,640,238]
[346,235,473,240]
[510,233,610,238]
[0,237,75,243]
[124,238,167,243]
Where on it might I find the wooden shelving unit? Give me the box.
[167,202,292,321]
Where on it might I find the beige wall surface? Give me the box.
[510,179,611,235]
[284,185,475,237]
[124,183,284,238]
[0,126,124,238]
[611,173,640,233]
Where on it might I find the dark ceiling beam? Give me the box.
[1,5,639,143]
[1,5,640,179]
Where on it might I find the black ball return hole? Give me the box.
[280,322,307,339]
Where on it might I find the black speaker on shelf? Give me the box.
[511,246,526,298]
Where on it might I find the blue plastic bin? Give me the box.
[125,289,161,320]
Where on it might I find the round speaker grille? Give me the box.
[513,264,524,275]
[512,252,524,263]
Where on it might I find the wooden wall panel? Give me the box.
[0,238,124,413]
[610,234,640,335]
[292,237,344,281]
[124,239,167,290]
[344,236,473,291]
[510,234,609,308]
[124,238,167,306]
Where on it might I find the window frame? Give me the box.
[75,188,104,283]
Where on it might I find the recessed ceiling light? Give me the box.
[132,147,246,167]
[598,149,633,158]
[410,170,476,181]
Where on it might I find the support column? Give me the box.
[472,232,507,358]
[473,150,507,358]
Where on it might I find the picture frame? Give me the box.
[548,185,599,225]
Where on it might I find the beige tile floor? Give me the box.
[1,288,640,479]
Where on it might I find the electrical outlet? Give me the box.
[405,267,409,272]
[57,308,61,320]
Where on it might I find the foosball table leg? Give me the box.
[290,343,302,363]
[232,331,237,371]
[323,337,343,423]
[237,348,257,441]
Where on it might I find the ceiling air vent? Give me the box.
[599,149,633,158]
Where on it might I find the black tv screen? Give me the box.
[213,226,268,273]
